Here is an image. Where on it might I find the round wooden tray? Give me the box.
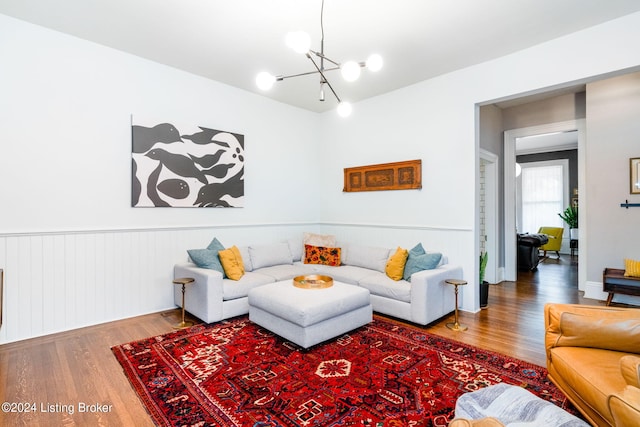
[293,275,334,289]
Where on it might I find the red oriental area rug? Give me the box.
[112,316,572,426]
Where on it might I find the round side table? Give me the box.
[445,278,468,331]
[173,277,195,329]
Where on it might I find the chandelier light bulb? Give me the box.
[256,71,276,90]
[366,54,383,72]
[337,101,352,117]
[256,5,384,119]
[340,61,361,82]
[285,31,311,54]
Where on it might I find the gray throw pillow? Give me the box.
[344,244,391,273]
[249,243,293,269]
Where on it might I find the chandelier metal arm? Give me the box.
[305,53,341,103]
[276,65,340,81]
[255,0,380,116]
[309,50,340,67]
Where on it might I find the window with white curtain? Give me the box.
[518,159,568,235]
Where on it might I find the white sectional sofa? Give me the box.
[173,236,463,326]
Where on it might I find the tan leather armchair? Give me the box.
[545,303,640,426]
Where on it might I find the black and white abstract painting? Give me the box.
[131,117,244,207]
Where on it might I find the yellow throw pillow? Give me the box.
[218,246,245,280]
[624,258,640,278]
[385,247,409,281]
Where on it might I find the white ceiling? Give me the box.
[516,130,578,155]
[2,0,640,112]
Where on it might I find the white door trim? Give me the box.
[479,149,499,283]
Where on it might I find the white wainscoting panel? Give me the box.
[0,224,316,344]
[0,231,174,344]
[0,222,472,343]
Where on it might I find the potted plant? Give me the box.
[479,251,489,308]
[558,206,578,239]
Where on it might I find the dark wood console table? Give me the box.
[603,268,640,306]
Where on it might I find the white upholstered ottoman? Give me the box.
[248,279,372,348]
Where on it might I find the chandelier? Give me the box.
[255,0,383,117]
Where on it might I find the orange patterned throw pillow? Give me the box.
[304,245,341,266]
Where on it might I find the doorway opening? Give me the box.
[504,120,586,291]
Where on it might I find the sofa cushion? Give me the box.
[311,265,375,285]
[222,272,275,300]
[218,246,245,280]
[343,244,390,273]
[385,247,409,281]
[549,346,631,423]
[555,311,640,354]
[249,243,293,269]
[304,244,342,266]
[404,251,442,282]
[237,245,253,272]
[358,272,412,303]
[287,237,303,262]
[253,264,313,281]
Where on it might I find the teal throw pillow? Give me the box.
[402,243,426,281]
[207,237,225,252]
[403,244,441,281]
[408,243,426,256]
[187,237,226,275]
[187,249,224,273]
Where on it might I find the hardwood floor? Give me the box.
[0,254,602,426]
[424,254,601,367]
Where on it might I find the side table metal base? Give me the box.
[446,321,468,331]
[174,320,194,329]
[173,277,195,329]
[445,278,468,332]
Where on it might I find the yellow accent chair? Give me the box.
[537,226,564,258]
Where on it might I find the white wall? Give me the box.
[0,15,321,343]
[317,11,640,312]
[0,14,321,233]
[318,78,477,307]
[3,11,640,343]
[583,72,640,305]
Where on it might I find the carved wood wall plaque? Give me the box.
[343,159,422,192]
